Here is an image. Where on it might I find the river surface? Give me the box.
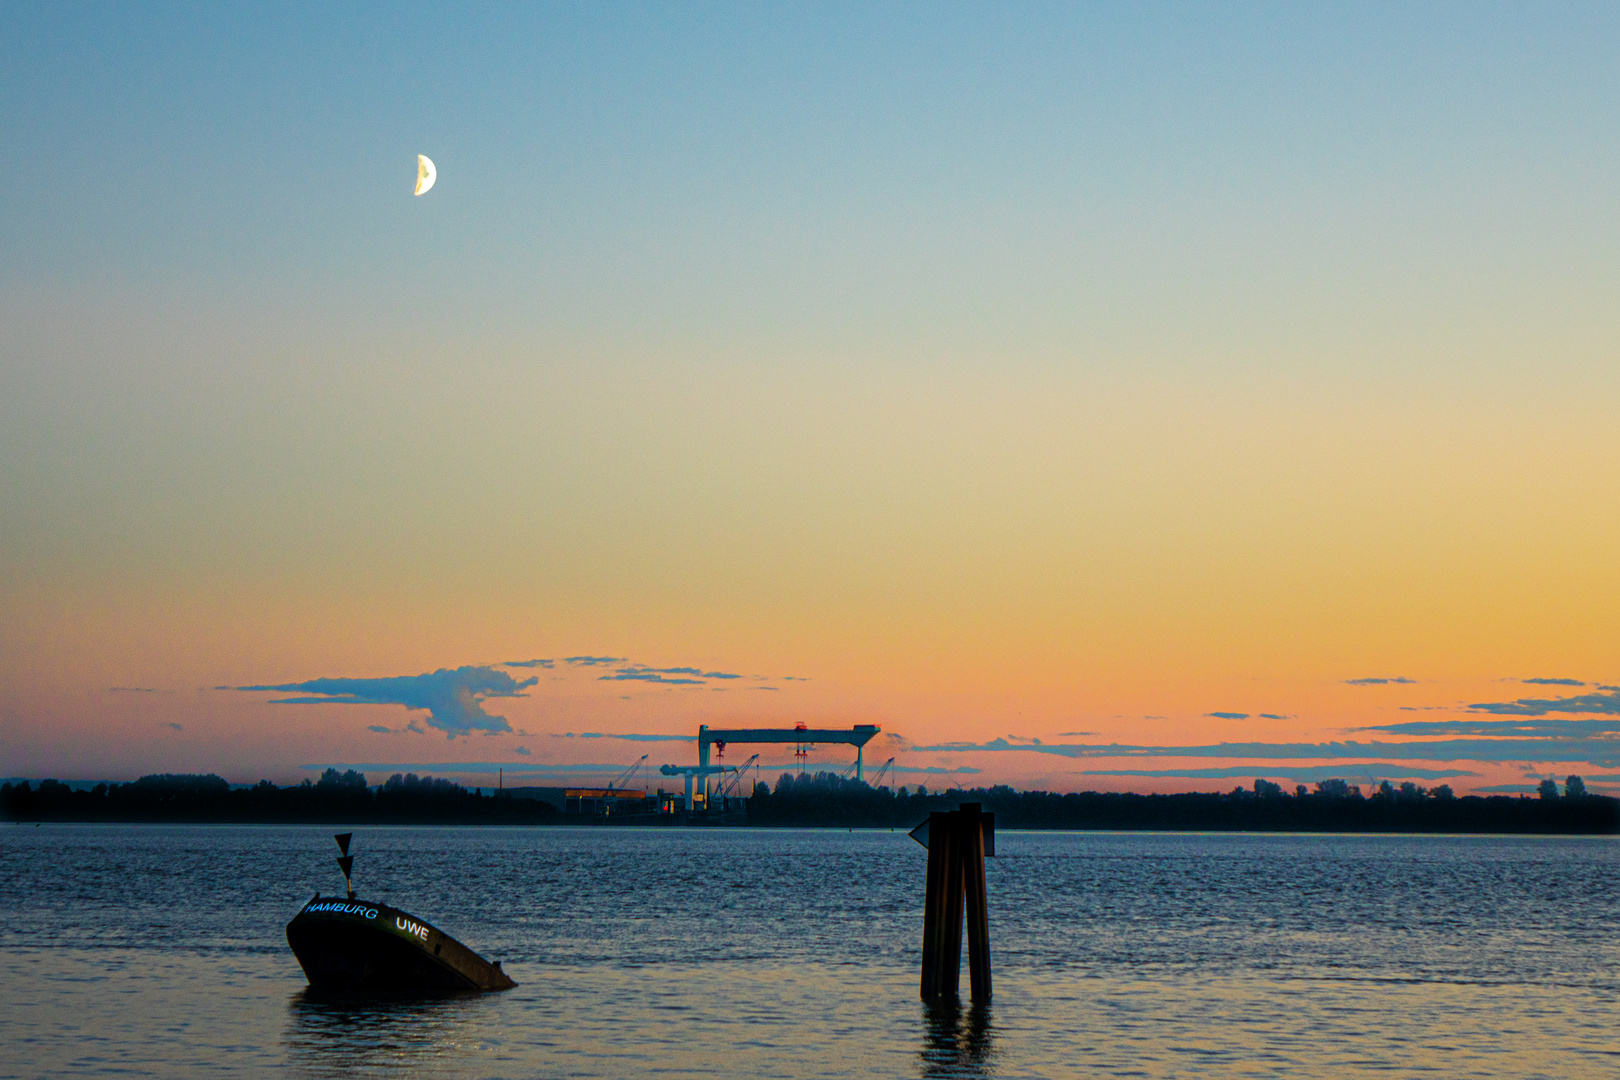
[0,826,1616,1078]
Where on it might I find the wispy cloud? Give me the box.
[1467,688,1620,716]
[367,725,391,733]
[109,686,164,693]
[165,722,183,732]
[601,672,703,685]
[303,761,660,777]
[1345,677,1417,686]
[1357,717,1620,738]
[236,666,537,739]
[527,656,765,688]
[599,664,747,686]
[554,731,697,743]
[1079,764,1476,781]
[1259,713,1291,720]
[1520,677,1585,686]
[887,765,981,776]
[1207,711,1249,720]
[910,736,1620,767]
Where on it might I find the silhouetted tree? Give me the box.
[317,768,368,791]
[1565,775,1587,798]
[1539,778,1560,800]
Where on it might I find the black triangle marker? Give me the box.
[334,833,352,856]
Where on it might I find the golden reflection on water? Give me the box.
[3,830,1615,1078]
[920,999,996,1079]
[283,991,494,1078]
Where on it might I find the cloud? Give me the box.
[554,731,697,743]
[110,686,164,693]
[1521,677,1585,686]
[1356,717,1620,739]
[165,722,183,732]
[1078,764,1476,781]
[910,736,1620,767]
[367,725,391,733]
[236,666,538,738]
[304,761,668,778]
[1056,731,1096,736]
[599,664,748,685]
[564,656,626,666]
[1207,712,1249,720]
[887,765,981,775]
[600,668,705,685]
[513,746,531,756]
[1467,688,1620,716]
[1345,677,1417,686]
[503,658,554,669]
[1258,713,1291,720]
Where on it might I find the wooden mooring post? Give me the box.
[913,803,994,1001]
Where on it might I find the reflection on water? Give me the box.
[284,991,492,1078]
[1,828,1615,1078]
[920,999,996,1079]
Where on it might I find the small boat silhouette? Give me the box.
[285,833,516,995]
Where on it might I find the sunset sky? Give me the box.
[4,3,1619,796]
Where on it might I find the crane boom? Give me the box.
[607,755,648,794]
[718,755,760,799]
[869,757,895,788]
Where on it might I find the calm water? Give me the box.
[1,826,1616,1078]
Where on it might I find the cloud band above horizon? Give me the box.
[236,666,537,738]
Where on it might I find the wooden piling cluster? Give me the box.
[919,803,993,1001]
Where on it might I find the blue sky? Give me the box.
[5,3,1620,791]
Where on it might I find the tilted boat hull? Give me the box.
[286,896,516,995]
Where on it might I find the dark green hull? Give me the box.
[286,895,516,995]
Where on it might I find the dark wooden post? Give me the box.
[919,810,955,999]
[940,815,966,998]
[917,805,993,1002]
[959,804,991,1002]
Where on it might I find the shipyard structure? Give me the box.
[562,722,882,824]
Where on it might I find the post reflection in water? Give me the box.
[920,998,997,1079]
[283,991,492,1078]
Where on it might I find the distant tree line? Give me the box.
[744,772,1620,833]
[6,769,1615,832]
[1,770,559,824]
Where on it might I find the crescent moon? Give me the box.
[415,154,436,196]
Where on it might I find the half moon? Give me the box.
[415,155,436,196]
